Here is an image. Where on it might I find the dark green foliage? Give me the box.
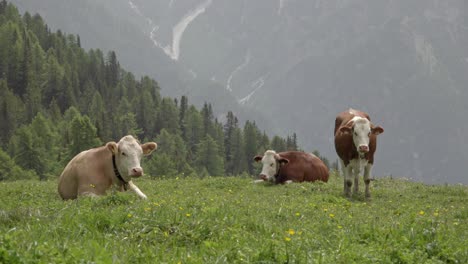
[0,3,308,180]
[68,115,102,158]
[195,136,224,176]
[0,147,36,180]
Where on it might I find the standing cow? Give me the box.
[334,109,384,198]
[58,135,157,200]
[253,150,329,184]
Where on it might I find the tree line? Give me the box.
[0,1,316,181]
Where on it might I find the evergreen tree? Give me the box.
[68,115,101,158]
[0,0,7,15]
[88,90,110,140]
[230,127,246,175]
[201,102,214,137]
[8,125,45,179]
[0,146,36,180]
[0,79,26,146]
[195,135,224,176]
[114,98,141,138]
[243,120,259,175]
[134,90,156,139]
[223,111,238,173]
[106,50,120,88]
[184,105,203,157]
[30,112,61,177]
[271,136,286,152]
[156,98,180,135]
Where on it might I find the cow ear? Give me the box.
[372,126,384,135]
[278,158,289,166]
[339,126,352,134]
[253,155,263,162]
[106,142,118,155]
[340,121,354,134]
[142,142,157,155]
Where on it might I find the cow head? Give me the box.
[253,150,289,182]
[107,135,157,180]
[339,117,384,156]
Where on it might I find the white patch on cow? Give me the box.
[253,179,266,184]
[116,136,144,181]
[363,163,373,197]
[128,181,147,199]
[259,150,279,182]
[350,116,371,154]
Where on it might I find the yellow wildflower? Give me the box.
[284,237,291,242]
[329,213,335,218]
[419,210,425,216]
[288,229,295,235]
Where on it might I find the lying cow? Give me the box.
[253,150,329,184]
[58,135,157,200]
[334,108,384,198]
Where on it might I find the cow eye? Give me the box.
[270,163,274,167]
[354,132,357,136]
[121,152,126,156]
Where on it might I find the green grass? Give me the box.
[0,174,467,263]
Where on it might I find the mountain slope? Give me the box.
[11,0,468,183]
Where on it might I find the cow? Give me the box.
[253,150,329,184]
[334,108,384,198]
[58,135,157,200]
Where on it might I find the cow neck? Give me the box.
[112,155,128,191]
[274,159,282,178]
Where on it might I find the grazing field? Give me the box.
[0,174,466,263]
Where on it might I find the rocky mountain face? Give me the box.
[11,0,468,183]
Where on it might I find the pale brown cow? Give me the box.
[253,150,329,184]
[334,109,384,198]
[58,135,157,200]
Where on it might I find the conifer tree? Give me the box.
[179,95,188,139]
[68,115,101,158]
[195,135,224,176]
[156,98,180,135]
[271,136,286,152]
[8,125,45,179]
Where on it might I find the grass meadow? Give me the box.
[0,174,467,263]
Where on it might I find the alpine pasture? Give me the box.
[1,174,466,263]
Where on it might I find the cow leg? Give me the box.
[342,161,353,198]
[363,163,373,198]
[353,161,361,195]
[128,181,147,199]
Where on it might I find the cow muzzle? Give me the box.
[130,167,143,177]
[358,145,369,153]
[259,174,268,181]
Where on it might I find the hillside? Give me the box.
[0,1,300,181]
[0,176,466,262]
[10,0,468,184]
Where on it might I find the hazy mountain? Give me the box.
[12,0,468,184]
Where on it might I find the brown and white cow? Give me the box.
[334,109,384,198]
[253,150,329,184]
[58,135,157,200]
